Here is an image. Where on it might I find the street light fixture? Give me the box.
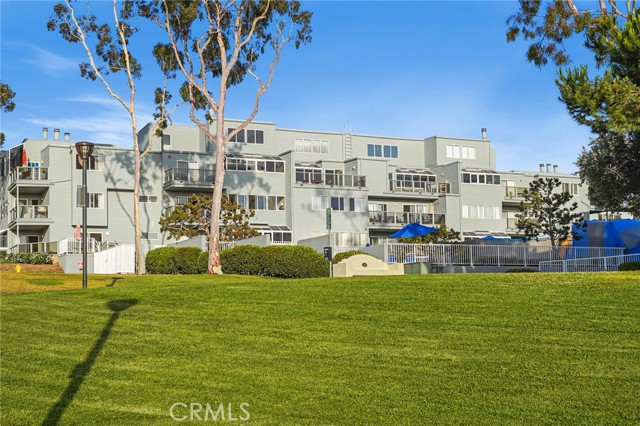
[76,141,94,289]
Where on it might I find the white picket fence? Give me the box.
[539,253,640,272]
[384,243,625,267]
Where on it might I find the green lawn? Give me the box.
[1,272,639,425]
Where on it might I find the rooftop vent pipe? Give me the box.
[546,163,551,173]
[539,163,544,172]
[553,164,558,173]
[53,129,60,141]
[42,128,48,140]
[64,132,70,142]
[481,128,487,140]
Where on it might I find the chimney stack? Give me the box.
[539,163,544,172]
[553,164,558,173]
[53,129,60,141]
[42,127,48,140]
[64,132,70,142]
[546,163,551,173]
[481,128,487,140]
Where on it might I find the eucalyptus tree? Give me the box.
[47,0,170,273]
[0,82,16,147]
[141,0,312,274]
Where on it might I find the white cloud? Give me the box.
[22,45,78,77]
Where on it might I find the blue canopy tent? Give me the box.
[389,223,438,239]
[573,219,640,254]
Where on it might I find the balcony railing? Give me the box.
[296,173,366,188]
[390,181,450,194]
[505,186,528,198]
[164,168,216,186]
[369,210,445,226]
[10,167,49,183]
[9,241,58,254]
[10,205,49,221]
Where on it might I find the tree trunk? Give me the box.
[208,118,226,274]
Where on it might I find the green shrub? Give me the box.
[145,247,178,274]
[198,251,209,274]
[331,250,369,265]
[220,245,263,275]
[506,268,538,273]
[3,252,52,264]
[0,250,6,262]
[261,246,329,278]
[619,261,640,271]
[174,246,203,274]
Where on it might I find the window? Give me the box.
[562,183,579,196]
[76,155,103,170]
[139,195,158,203]
[446,145,476,160]
[246,129,264,144]
[229,194,284,211]
[462,172,501,185]
[175,196,190,205]
[162,134,171,149]
[226,156,284,173]
[296,167,322,184]
[227,128,246,143]
[312,195,330,211]
[463,205,500,219]
[78,192,103,209]
[367,144,398,158]
[348,197,366,212]
[331,197,345,211]
[295,138,328,154]
[394,172,437,192]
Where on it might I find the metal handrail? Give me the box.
[164,168,216,184]
[539,253,640,272]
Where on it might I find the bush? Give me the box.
[619,261,640,271]
[506,268,538,273]
[2,252,52,264]
[261,245,329,278]
[220,245,263,275]
[174,246,204,274]
[0,250,6,262]
[198,251,209,274]
[146,247,178,274]
[331,250,369,265]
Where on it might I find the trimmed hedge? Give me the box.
[198,251,209,274]
[261,245,329,278]
[220,245,263,275]
[1,252,52,265]
[175,246,205,274]
[331,250,369,265]
[146,247,178,274]
[619,261,640,271]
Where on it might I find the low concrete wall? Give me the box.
[236,234,271,247]
[168,236,208,251]
[333,254,404,278]
[297,235,330,254]
[58,253,94,274]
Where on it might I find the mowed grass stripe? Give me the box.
[1,272,639,425]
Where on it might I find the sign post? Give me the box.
[326,208,332,277]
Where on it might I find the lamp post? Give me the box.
[76,142,94,289]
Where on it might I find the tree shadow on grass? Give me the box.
[42,299,139,426]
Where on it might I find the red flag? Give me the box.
[21,149,27,166]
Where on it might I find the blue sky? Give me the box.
[1,1,595,173]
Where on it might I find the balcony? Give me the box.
[369,210,446,227]
[506,218,518,230]
[9,205,53,229]
[504,186,528,202]
[9,241,58,254]
[296,173,366,188]
[389,181,450,195]
[164,168,216,190]
[9,167,50,193]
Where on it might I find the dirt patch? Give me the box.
[0,263,64,273]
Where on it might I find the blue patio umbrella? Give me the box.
[389,223,438,239]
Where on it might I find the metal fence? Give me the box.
[385,243,625,267]
[539,253,640,272]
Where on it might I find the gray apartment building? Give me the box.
[0,121,591,252]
